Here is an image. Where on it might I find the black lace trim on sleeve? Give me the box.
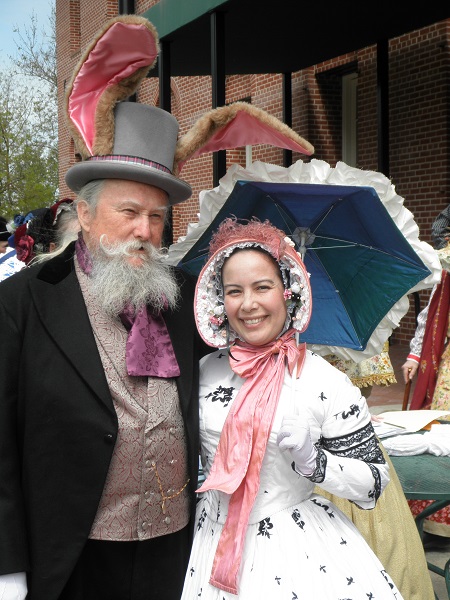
[302,448,327,483]
[321,422,385,464]
[368,463,382,502]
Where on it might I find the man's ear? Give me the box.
[76,201,91,232]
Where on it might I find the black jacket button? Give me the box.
[104,433,115,444]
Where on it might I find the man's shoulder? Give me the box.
[173,266,197,296]
[0,245,76,296]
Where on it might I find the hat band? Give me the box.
[87,155,172,174]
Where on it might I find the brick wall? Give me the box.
[56,2,449,342]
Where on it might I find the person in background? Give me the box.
[0,217,10,254]
[431,204,450,250]
[8,199,78,266]
[0,216,24,281]
[401,240,450,548]
[182,217,403,599]
[324,341,396,399]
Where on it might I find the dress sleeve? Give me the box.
[302,359,389,510]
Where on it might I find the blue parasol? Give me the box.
[177,180,431,351]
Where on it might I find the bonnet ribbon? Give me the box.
[197,329,306,594]
[75,233,180,378]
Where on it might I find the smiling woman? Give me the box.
[222,249,287,347]
[182,217,406,599]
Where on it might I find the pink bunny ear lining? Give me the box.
[68,22,158,155]
[180,111,313,169]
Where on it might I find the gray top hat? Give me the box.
[65,103,192,205]
[64,16,313,208]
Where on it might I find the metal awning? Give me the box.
[143,1,449,76]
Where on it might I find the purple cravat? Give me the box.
[75,234,180,378]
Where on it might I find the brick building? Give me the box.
[56,1,449,342]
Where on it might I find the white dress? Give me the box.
[182,349,404,599]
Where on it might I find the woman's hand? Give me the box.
[277,415,317,476]
[401,360,418,384]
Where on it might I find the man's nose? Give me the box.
[134,217,152,241]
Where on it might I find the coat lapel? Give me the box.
[163,271,195,414]
[30,245,113,411]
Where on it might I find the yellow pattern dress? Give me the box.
[323,341,396,397]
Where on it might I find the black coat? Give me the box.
[0,243,206,599]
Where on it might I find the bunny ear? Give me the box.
[65,15,159,159]
[174,102,314,174]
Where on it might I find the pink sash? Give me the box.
[197,329,306,594]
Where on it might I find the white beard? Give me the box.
[89,237,179,317]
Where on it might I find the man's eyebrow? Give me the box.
[117,199,168,212]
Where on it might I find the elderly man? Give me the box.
[0,99,208,599]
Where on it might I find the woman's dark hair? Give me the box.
[26,209,59,254]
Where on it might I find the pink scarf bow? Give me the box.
[197,329,306,594]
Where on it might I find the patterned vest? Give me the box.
[75,260,190,541]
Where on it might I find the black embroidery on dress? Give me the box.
[319,391,327,401]
[205,385,234,407]
[367,593,374,599]
[217,352,226,359]
[311,498,335,518]
[197,507,207,530]
[319,565,326,572]
[340,537,347,545]
[346,576,355,585]
[292,593,298,599]
[190,567,195,577]
[381,569,396,592]
[305,448,327,483]
[275,576,281,585]
[291,508,305,529]
[368,463,382,501]
[257,517,273,538]
[333,403,360,420]
[216,499,221,522]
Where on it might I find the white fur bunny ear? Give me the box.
[65,15,159,159]
[174,101,314,174]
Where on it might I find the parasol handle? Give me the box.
[299,232,306,261]
[291,331,300,413]
[402,369,412,410]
